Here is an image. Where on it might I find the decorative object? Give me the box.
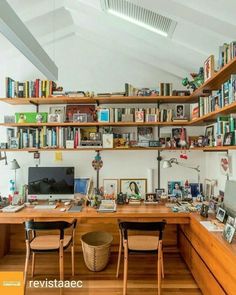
[200,204,209,218]
[219,155,231,175]
[222,223,235,243]
[205,125,214,139]
[204,55,215,81]
[65,140,74,149]
[167,181,182,198]
[49,106,65,122]
[146,114,157,122]
[155,188,165,199]
[120,178,147,199]
[163,158,201,198]
[9,159,20,192]
[172,128,186,147]
[98,109,109,122]
[74,178,90,195]
[226,216,235,226]
[135,110,144,122]
[10,137,19,149]
[175,104,185,119]
[102,134,113,148]
[116,192,127,205]
[15,112,47,123]
[182,67,204,90]
[216,207,226,222]
[138,127,153,141]
[48,113,62,123]
[103,179,118,199]
[66,105,96,122]
[92,151,103,191]
[73,113,87,123]
[223,132,234,146]
[144,193,158,204]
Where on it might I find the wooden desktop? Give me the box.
[0,204,235,295]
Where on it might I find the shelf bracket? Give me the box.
[0,151,7,165]
[29,100,39,112]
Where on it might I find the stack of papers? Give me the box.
[98,200,116,212]
[200,221,224,232]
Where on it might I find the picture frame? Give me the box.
[103,179,119,199]
[10,137,19,149]
[120,178,147,199]
[73,113,87,123]
[172,128,186,147]
[204,55,215,81]
[175,104,185,119]
[98,109,110,122]
[168,181,182,197]
[89,132,102,141]
[66,105,96,122]
[48,113,62,123]
[219,155,231,175]
[222,223,235,243]
[205,125,214,138]
[74,178,90,195]
[144,193,158,204]
[135,110,144,123]
[155,188,165,198]
[216,207,226,223]
[223,132,234,146]
[49,106,65,122]
[146,114,157,122]
[226,216,235,226]
[102,134,113,148]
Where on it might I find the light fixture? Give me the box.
[162,158,201,196]
[9,159,20,191]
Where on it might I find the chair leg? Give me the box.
[116,230,122,278]
[31,252,35,278]
[160,242,164,279]
[24,242,30,293]
[157,245,161,295]
[71,245,75,276]
[123,240,128,295]
[59,240,64,281]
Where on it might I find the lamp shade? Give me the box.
[162,160,172,169]
[9,159,20,170]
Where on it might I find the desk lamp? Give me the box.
[162,158,201,197]
[9,159,20,191]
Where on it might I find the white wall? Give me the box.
[0,34,207,196]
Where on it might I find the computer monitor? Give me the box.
[28,167,74,200]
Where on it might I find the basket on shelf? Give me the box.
[81,231,113,272]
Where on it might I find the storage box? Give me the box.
[15,112,48,123]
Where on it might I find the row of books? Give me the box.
[216,115,236,145]
[6,77,57,98]
[192,74,236,118]
[218,41,236,70]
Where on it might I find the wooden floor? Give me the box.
[0,252,202,295]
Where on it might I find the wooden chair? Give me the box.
[24,219,77,287]
[116,220,166,295]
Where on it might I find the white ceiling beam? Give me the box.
[0,0,58,80]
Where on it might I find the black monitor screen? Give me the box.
[28,167,74,195]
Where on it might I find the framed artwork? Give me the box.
[205,125,214,138]
[73,113,87,123]
[74,178,90,195]
[103,179,119,199]
[204,55,215,81]
[189,183,203,197]
[137,127,153,141]
[219,155,230,175]
[98,109,109,122]
[175,104,185,119]
[144,193,158,204]
[49,106,65,122]
[66,105,96,122]
[48,113,62,123]
[223,132,234,146]
[216,207,226,223]
[102,134,113,148]
[155,188,165,198]
[168,181,182,197]
[226,216,235,226]
[120,178,147,199]
[223,223,235,243]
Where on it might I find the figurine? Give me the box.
[182,67,204,91]
[18,113,26,123]
[36,113,43,123]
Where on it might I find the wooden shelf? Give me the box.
[191,57,236,100]
[0,121,189,127]
[0,95,193,105]
[0,146,233,152]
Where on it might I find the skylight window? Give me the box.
[101,0,177,38]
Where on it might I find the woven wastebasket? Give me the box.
[81,231,113,271]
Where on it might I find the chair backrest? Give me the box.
[24,219,77,240]
[118,220,166,241]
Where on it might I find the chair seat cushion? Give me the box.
[30,235,72,250]
[127,235,159,251]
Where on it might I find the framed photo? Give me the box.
[74,178,90,195]
[135,110,144,122]
[103,179,119,199]
[226,216,235,226]
[223,223,235,243]
[168,181,182,197]
[205,125,214,138]
[223,132,234,146]
[49,106,65,122]
[137,127,153,141]
[204,55,215,81]
[216,207,226,223]
[145,193,158,204]
[189,183,203,197]
[10,137,19,149]
[48,113,62,123]
[120,178,147,199]
[89,132,102,141]
[175,104,185,119]
[73,113,87,123]
[155,188,165,198]
[98,109,109,122]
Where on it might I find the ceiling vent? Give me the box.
[101,0,177,38]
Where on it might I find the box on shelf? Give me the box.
[15,112,48,123]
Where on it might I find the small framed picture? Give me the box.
[103,179,119,199]
[223,132,234,146]
[168,181,182,197]
[89,132,101,141]
[155,188,165,198]
[10,137,19,149]
[49,106,65,122]
[145,193,158,204]
[74,178,90,195]
[73,113,87,123]
[102,134,113,148]
[222,223,235,243]
[204,55,215,81]
[216,207,226,222]
[120,178,147,199]
[135,110,144,122]
[98,109,110,122]
[48,113,62,123]
[175,104,185,119]
[205,125,214,138]
[226,216,235,226]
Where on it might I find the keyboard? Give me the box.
[2,204,25,213]
[33,205,56,210]
[68,205,82,212]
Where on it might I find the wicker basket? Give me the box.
[81,231,113,271]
